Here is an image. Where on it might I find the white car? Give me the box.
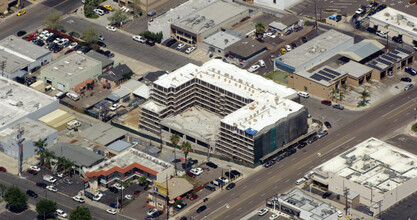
[337,210,343,217]
[285,44,292,52]
[93,194,102,201]
[258,208,269,216]
[177,43,185,50]
[190,168,203,176]
[43,32,53,40]
[106,209,118,215]
[125,194,133,200]
[133,35,146,43]
[185,47,196,54]
[72,195,85,203]
[56,209,68,218]
[39,30,49,39]
[376,31,387,38]
[106,26,116,32]
[147,208,159,216]
[297,91,309,98]
[113,183,125,190]
[46,185,58,192]
[218,177,229,183]
[355,8,364,14]
[296,177,306,185]
[29,166,40,171]
[248,65,260,73]
[68,42,78,49]
[93,9,104,16]
[258,59,265,67]
[57,38,69,46]
[109,103,122,111]
[269,213,279,220]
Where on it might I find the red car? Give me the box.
[186,172,196,178]
[65,49,74,55]
[133,190,141,196]
[189,194,198,200]
[0,167,6,172]
[321,100,332,106]
[26,32,36,41]
[28,170,38,175]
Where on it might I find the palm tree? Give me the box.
[358,89,370,105]
[33,139,46,166]
[170,134,180,176]
[338,90,345,101]
[180,141,192,162]
[329,88,337,101]
[255,22,265,38]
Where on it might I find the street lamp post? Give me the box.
[414,107,417,121]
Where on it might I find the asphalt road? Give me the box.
[0,0,82,40]
[186,85,417,219]
[0,172,131,220]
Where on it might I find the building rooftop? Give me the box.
[277,29,353,69]
[143,71,168,83]
[99,64,132,82]
[203,31,243,50]
[296,66,348,87]
[226,38,266,59]
[141,100,167,113]
[278,188,338,220]
[107,140,132,153]
[80,122,126,146]
[49,143,104,168]
[161,178,193,199]
[339,39,384,62]
[42,53,101,79]
[85,50,113,69]
[121,79,143,92]
[0,77,57,128]
[148,0,213,30]
[173,1,248,34]
[86,148,173,177]
[314,137,417,195]
[337,61,373,79]
[153,59,303,131]
[0,117,56,143]
[269,15,299,31]
[133,84,150,99]
[371,7,417,37]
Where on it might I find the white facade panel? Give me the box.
[254,0,300,10]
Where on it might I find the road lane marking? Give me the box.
[284,179,290,183]
[297,160,312,170]
[261,193,266,197]
[242,186,247,189]
[273,186,278,189]
[323,137,355,155]
[384,100,417,118]
[393,118,399,122]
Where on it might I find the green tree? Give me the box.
[255,22,265,37]
[180,141,192,162]
[82,27,98,44]
[329,88,337,101]
[69,206,92,220]
[138,175,148,188]
[42,12,62,30]
[34,138,47,166]
[338,90,345,101]
[4,186,28,213]
[36,199,57,219]
[0,183,6,197]
[358,89,370,105]
[108,9,128,27]
[170,134,180,176]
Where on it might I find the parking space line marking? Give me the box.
[261,193,266,197]
[284,179,290,183]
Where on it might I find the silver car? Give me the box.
[404,84,414,91]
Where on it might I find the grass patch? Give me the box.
[86,14,99,19]
[265,70,291,85]
[412,123,417,132]
[180,175,202,187]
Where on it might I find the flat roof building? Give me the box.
[40,53,101,92]
[274,29,353,73]
[254,0,301,10]
[171,1,249,44]
[0,76,59,130]
[0,35,51,79]
[140,59,307,165]
[313,137,417,213]
[79,122,126,146]
[226,38,267,61]
[202,30,244,56]
[339,39,384,63]
[0,118,58,160]
[370,7,417,45]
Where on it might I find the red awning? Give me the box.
[179,158,185,161]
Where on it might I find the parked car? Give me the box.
[301,36,308,43]
[321,100,332,106]
[297,91,309,98]
[206,162,218,169]
[98,35,105,41]
[17,30,27,37]
[298,142,307,149]
[134,190,141,195]
[332,104,344,110]
[73,195,85,203]
[258,208,269,216]
[106,26,116,32]
[30,166,41,171]
[106,209,118,215]
[97,41,106,47]
[28,170,38,175]
[248,65,260,73]
[296,178,306,185]
[324,121,332,129]
[405,67,417,76]
[16,10,26,16]
[224,172,235,179]
[231,170,241,177]
[190,168,203,175]
[26,190,38,198]
[404,84,414,91]
[133,35,146,43]
[355,8,364,14]
[291,42,297,49]
[147,10,156,16]
[175,202,187,211]
[93,9,105,16]
[392,35,403,43]
[196,205,207,213]
[103,5,114,11]
[63,178,73,184]
[376,31,387,38]
[308,135,318,144]
[284,29,292,36]
[56,209,67,218]
[147,208,159,216]
[185,47,196,54]
[205,184,216,191]
[317,130,328,138]
[322,192,332,199]
[401,77,412,82]
[264,160,275,168]
[96,6,109,13]
[186,172,196,178]
[177,43,186,50]
[0,167,6,172]
[226,182,236,190]
[146,39,155,46]
[166,39,177,47]
[110,203,121,209]
[36,182,47,188]
[285,45,292,52]
[46,185,58,192]
[294,26,303,32]
[219,177,229,183]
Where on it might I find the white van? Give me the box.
[67,120,81,130]
[298,91,310,98]
[66,92,80,101]
[54,92,65,99]
[258,59,266,67]
[295,178,306,185]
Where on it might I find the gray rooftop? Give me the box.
[296,65,348,87]
[80,122,126,146]
[0,77,57,129]
[203,31,243,50]
[0,117,56,143]
[337,61,373,79]
[49,143,104,167]
[122,79,143,91]
[0,35,50,73]
[279,188,338,219]
[107,140,132,152]
[278,29,353,69]
[85,50,114,69]
[269,14,299,31]
[110,88,130,99]
[173,1,248,34]
[339,39,384,62]
[226,38,266,58]
[42,53,101,79]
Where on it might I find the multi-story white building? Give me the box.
[139,59,308,165]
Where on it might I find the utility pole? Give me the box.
[166,175,169,220]
[173,141,177,177]
[314,0,319,30]
[343,188,349,216]
[17,125,25,177]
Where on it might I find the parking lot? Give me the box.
[98,183,145,208]
[162,38,196,55]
